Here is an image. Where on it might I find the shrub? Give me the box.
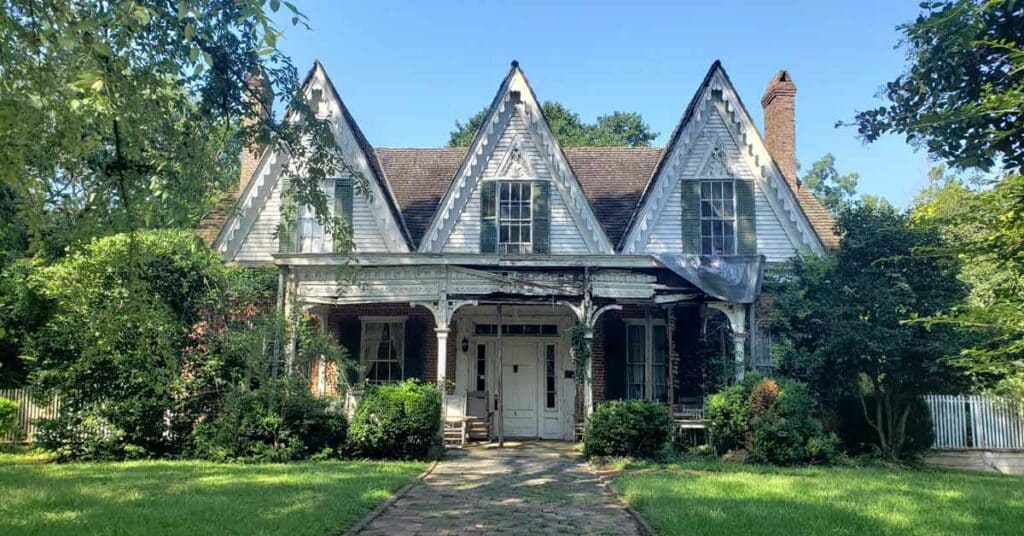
[348,380,441,459]
[192,379,347,462]
[584,400,673,459]
[0,397,18,439]
[707,376,838,465]
[836,395,934,458]
[37,410,139,461]
[705,374,761,454]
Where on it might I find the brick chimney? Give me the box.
[239,71,273,193]
[761,70,798,188]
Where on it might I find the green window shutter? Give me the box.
[681,180,701,255]
[334,177,353,225]
[480,181,497,253]
[532,180,550,254]
[278,175,297,254]
[735,179,757,255]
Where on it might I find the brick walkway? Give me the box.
[354,442,644,535]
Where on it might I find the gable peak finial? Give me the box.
[511,59,519,69]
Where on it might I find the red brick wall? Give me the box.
[761,71,798,188]
[591,322,607,405]
[323,304,439,391]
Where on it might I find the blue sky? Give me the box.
[274,0,932,207]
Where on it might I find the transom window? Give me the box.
[361,320,405,384]
[700,181,736,255]
[498,181,532,254]
[474,323,558,336]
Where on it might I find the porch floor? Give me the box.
[353,442,644,535]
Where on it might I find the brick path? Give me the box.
[355,442,644,535]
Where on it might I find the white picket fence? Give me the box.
[925,394,1024,450]
[0,388,60,443]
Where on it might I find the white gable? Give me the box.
[621,63,826,258]
[419,65,614,254]
[444,111,591,254]
[214,63,410,262]
[645,106,798,262]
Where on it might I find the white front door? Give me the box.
[502,340,538,438]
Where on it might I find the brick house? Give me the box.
[199,60,835,441]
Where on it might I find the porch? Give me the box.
[286,262,763,442]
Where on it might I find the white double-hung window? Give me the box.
[699,180,736,256]
[361,319,405,384]
[497,181,533,254]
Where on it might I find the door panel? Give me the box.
[501,341,538,438]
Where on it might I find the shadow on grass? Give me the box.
[0,457,425,536]
[615,462,1024,536]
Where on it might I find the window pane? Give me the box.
[713,182,722,198]
[521,225,531,242]
[701,201,712,217]
[723,181,733,199]
[701,181,711,198]
[702,237,713,255]
[723,220,734,237]
[723,199,734,217]
[476,344,487,392]
[713,235,725,255]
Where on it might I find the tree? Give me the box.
[770,203,968,460]
[849,0,1024,173]
[0,0,356,258]
[448,101,658,148]
[851,0,1024,382]
[800,154,859,214]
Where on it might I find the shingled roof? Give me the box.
[203,145,837,251]
[377,147,664,247]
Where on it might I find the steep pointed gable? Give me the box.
[620,61,830,258]
[418,62,615,254]
[212,62,411,261]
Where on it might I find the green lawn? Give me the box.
[0,451,426,535]
[614,460,1024,536]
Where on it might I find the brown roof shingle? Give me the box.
[376,147,664,247]
[205,145,837,252]
[377,146,838,250]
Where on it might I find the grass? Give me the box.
[0,450,427,535]
[612,459,1024,536]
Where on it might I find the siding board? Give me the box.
[444,111,590,254]
[644,108,798,261]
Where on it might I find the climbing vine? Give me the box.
[569,322,591,384]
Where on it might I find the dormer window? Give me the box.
[700,180,736,255]
[498,181,533,254]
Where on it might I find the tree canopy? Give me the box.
[849,0,1024,173]
[0,0,354,259]
[800,154,860,214]
[769,203,969,459]
[448,102,658,148]
[851,0,1024,384]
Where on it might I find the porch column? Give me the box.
[582,327,594,418]
[733,330,747,382]
[435,327,450,389]
[707,302,748,383]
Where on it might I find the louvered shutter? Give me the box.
[735,179,757,255]
[334,177,353,226]
[278,175,297,254]
[681,180,702,255]
[480,181,497,253]
[403,317,426,381]
[532,180,550,254]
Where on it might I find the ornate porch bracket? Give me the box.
[411,297,478,389]
[707,302,749,382]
